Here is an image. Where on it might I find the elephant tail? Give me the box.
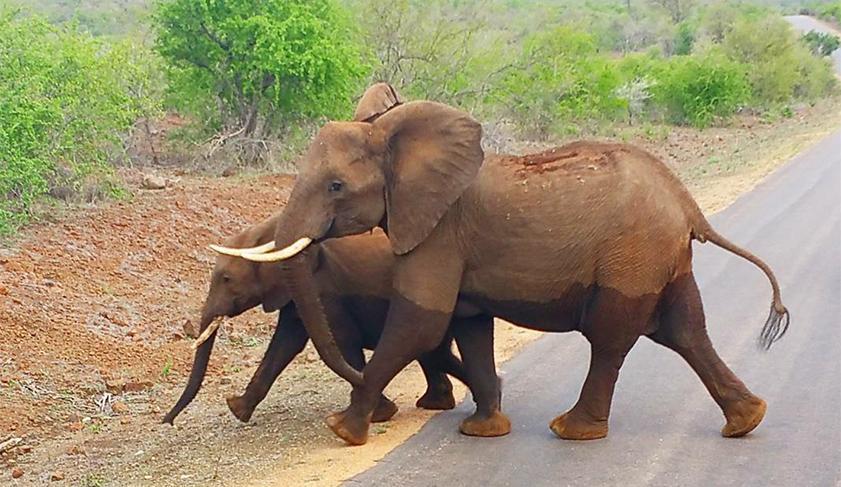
[693,225,789,350]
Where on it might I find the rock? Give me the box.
[19,445,32,454]
[11,467,24,479]
[50,471,65,481]
[105,379,125,395]
[182,319,199,338]
[219,377,231,385]
[65,444,85,456]
[141,175,167,190]
[66,421,83,432]
[111,401,129,414]
[124,380,153,393]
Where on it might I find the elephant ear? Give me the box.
[256,262,288,313]
[372,101,484,255]
[353,83,403,122]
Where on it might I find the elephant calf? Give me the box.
[163,216,473,425]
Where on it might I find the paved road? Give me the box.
[786,15,841,74]
[348,138,841,484]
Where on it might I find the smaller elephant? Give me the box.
[162,216,475,425]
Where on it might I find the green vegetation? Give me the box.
[0,11,161,235]
[801,30,841,55]
[814,1,841,23]
[0,0,838,235]
[153,0,367,142]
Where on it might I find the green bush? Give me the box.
[817,2,841,24]
[153,0,367,141]
[493,26,625,137]
[673,22,696,55]
[0,12,160,235]
[801,30,841,56]
[723,15,836,106]
[650,49,750,128]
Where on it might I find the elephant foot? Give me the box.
[721,395,766,438]
[226,395,255,423]
[459,410,511,437]
[325,409,371,446]
[372,397,399,423]
[549,411,608,440]
[416,389,456,410]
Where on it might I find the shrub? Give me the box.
[493,27,625,137]
[801,30,841,57]
[817,2,841,24]
[650,49,750,127]
[723,15,837,106]
[0,12,160,235]
[673,21,695,55]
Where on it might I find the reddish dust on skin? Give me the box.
[0,171,293,437]
[506,145,619,177]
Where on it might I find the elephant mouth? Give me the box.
[192,316,229,349]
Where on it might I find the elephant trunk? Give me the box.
[282,253,364,387]
[162,313,219,425]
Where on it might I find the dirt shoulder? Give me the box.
[1,97,839,485]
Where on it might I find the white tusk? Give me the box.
[191,318,223,350]
[240,237,312,262]
[208,240,276,257]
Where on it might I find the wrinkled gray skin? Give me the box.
[162,219,473,425]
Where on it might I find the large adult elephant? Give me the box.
[219,83,789,446]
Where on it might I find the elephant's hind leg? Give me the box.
[648,272,766,438]
[415,337,460,410]
[550,287,654,440]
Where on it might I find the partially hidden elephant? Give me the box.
[162,216,474,426]
[218,83,789,446]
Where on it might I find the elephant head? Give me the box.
[213,83,484,387]
[163,215,301,424]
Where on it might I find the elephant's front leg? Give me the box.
[325,241,465,445]
[452,315,510,437]
[326,294,455,444]
[226,305,309,422]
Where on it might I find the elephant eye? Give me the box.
[222,275,231,283]
[328,180,343,193]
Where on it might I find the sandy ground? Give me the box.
[1,97,839,485]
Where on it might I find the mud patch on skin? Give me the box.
[506,143,623,177]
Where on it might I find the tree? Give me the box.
[647,0,695,23]
[153,0,367,139]
[348,0,510,111]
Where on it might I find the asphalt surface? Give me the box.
[348,128,841,484]
[786,15,841,73]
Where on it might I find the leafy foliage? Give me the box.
[493,27,625,136]
[815,1,841,24]
[0,12,161,235]
[801,30,841,56]
[650,49,751,127]
[153,0,367,141]
[724,15,836,105]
